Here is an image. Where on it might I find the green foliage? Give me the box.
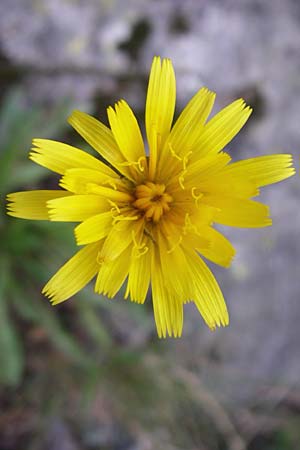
[0,88,74,385]
[0,88,153,387]
[0,89,71,192]
[0,89,88,385]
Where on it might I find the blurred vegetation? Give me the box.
[0,88,151,388]
[1,87,300,450]
[0,88,72,386]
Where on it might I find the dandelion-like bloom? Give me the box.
[7,57,294,337]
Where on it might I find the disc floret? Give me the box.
[133,181,173,222]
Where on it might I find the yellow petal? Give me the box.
[68,110,133,180]
[202,195,272,228]
[168,200,218,229]
[191,99,252,158]
[87,184,134,203]
[125,237,152,304]
[196,173,258,199]
[224,154,295,187]
[95,246,131,298]
[146,57,176,179]
[197,226,236,268]
[182,231,211,253]
[75,211,113,245]
[99,219,140,262]
[151,247,184,338]
[43,242,101,305]
[30,139,116,176]
[158,89,217,181]
[165,87,215,158]
[107,100,146,179]
[6,190,71,220]
[47,194,109,222]
[156,232,191,299]
[180,152,231,189]
[188,203,219,226]
[185,249,229,329]
[60,168,120,194]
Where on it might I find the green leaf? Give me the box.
[0,261,24,386]
[76,299,113,348]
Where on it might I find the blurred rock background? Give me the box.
[0,0,299,449]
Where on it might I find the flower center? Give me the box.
[133,181,173,222]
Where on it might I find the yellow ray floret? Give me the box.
[146,57,176,180]
[74,211,114,245]
[191,99,252,159]
[202,195,272,228]
[151,248,183,338]
[59,168,120,194]
[186,249,229,329]
[107,100,146,179]
[158,87,216,177]
[6,55,295,338]
[68,110,133,181]
[7,190,72,220]
[223,154,295,187]
[95,246,132,298]
[196,226,236,268]
[43,242,101,305]
[47,195,109,222]
[30,139,116,177]
[125,237,153,304]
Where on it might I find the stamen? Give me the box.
[105,180,118,190]
[191,187,203,207]
[135,245,149,257]
[183,214,211,250]
[138,156,146,172]
[117,156,146,173]
[169,144,192,190]
[97,252,107,266]
[131,230,149,258]
[113,214,139,226]
[184,213,198,234]
[168,142,182,162]
[167,235,183,254]
[108,200,121,214]
[183,151,192,170]
[178,170,187,190]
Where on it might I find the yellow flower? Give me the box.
[7,57,295,338]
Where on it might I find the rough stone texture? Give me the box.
[0,0,299,404]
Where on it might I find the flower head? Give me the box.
[7,57,294,338]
